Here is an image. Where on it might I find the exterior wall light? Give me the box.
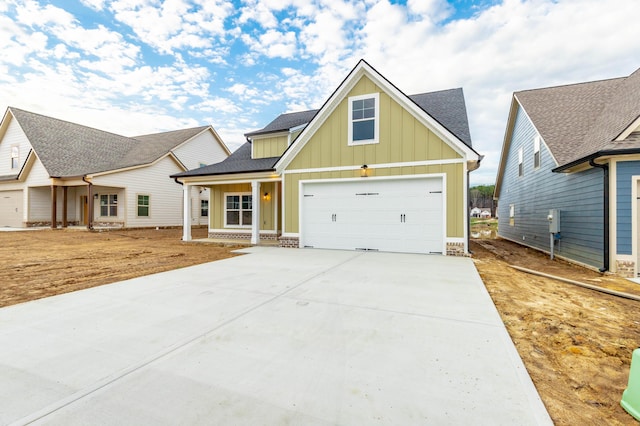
[361,164,369,177]
[263,192,270,201]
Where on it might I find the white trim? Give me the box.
[251,181,260,244]
[209,228,278,235]
[281,174,286,235]
[178,175,281,186]
[283,158,464,175]
[462,161,468,254]
[223,192,253,229]
[616,115,640,141]
[275,60,479,173]
[610,159,617,272]
[446,238,465,243]
[298,173,447,254]
[348,92,380,146]
[632,174,640,276]
[281,232,300,238]
[182,184,191,241]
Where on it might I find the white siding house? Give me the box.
[0,107,230,229]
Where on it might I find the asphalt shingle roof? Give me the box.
[177,86,474,178]
[244,89,473,148]
[8,108,208,177]
[515,67,640,167]
[172,142,278,177]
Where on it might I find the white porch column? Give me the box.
[251,180,260,244]
[182,184,192,241]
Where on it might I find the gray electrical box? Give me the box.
[548,209,560,233]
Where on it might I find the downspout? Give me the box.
[173,177,183,186]
[589,158,609,272]
[82,176,93,230]
[467,169,472,254]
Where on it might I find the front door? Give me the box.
[81,196,88,225]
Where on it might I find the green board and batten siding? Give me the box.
[283,75,465,237]
[252,136,288,159]
[209,182,279,232]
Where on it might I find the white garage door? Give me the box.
[301,177,444,254]
[0,190,24,228]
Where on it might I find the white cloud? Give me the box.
[107,0,234,56]
[242,29,298,59]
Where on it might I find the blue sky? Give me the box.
[1,0,638,185]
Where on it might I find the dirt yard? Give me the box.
[471,219,640,425]
[0,228,240,307]
[1,225,639,424]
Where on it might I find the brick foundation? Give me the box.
[616,260,636,278]
[446,242,469,257]
[208,231,279,241]
[279,236,300,248]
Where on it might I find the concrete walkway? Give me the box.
[0,248,551,425]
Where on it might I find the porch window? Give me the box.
[11,146,19,169]
[225,193,252,227]
[137,195,149,217]
[201,199,208,217]
[533,136,541,168]
[348,93,379,145]
[100,194,118,217]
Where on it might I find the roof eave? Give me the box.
[552,148,640,173]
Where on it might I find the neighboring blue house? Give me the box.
[494,67,640,277]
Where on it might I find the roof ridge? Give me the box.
[9,107,135,142]
[132,125,209,139]
[515,75,626,94]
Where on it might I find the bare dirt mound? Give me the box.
[471,237,640,425]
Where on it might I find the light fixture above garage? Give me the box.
[263,192,270,201]
[360,164,369,177]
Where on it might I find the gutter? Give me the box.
[173,177,183,186]
[588,158,609,273]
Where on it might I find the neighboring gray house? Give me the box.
[0,107,230,229]
[494,67,640,277]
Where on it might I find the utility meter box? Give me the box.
[548,209,560,233]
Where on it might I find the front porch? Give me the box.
[181,175,282,246]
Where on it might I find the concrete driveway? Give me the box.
[0,247,551,425]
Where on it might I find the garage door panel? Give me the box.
[301,178,444,254]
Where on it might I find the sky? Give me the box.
[1,0,639,185]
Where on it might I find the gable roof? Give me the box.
[172,142,278,177]
[5,107,216,178]
[511,67,640,170]
[275,59,480,172]
[409,89,472,148]
[245,109,319,138]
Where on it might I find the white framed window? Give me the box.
[533,136,541,169]
[11,145,19,169]
[509,204,515,226]
[137,194,150,217]
[518,147,524,177]
[100,194,118,217]
[348,93,379,145]
[224,193,252,227]
[201,199,209,217]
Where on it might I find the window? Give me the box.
[100,194,118,217]
[201,199,209,217]
[518,147,524,177]
[11,146,19,169]
[225,193,252,227]
[533,136,541,168]
[509,204,515,226]
[348,93,379,145]
[137,195,149,217]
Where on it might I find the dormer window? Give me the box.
[348,93,379,145]
[11,146,19,169]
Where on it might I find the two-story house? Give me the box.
[172,60,482,255]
